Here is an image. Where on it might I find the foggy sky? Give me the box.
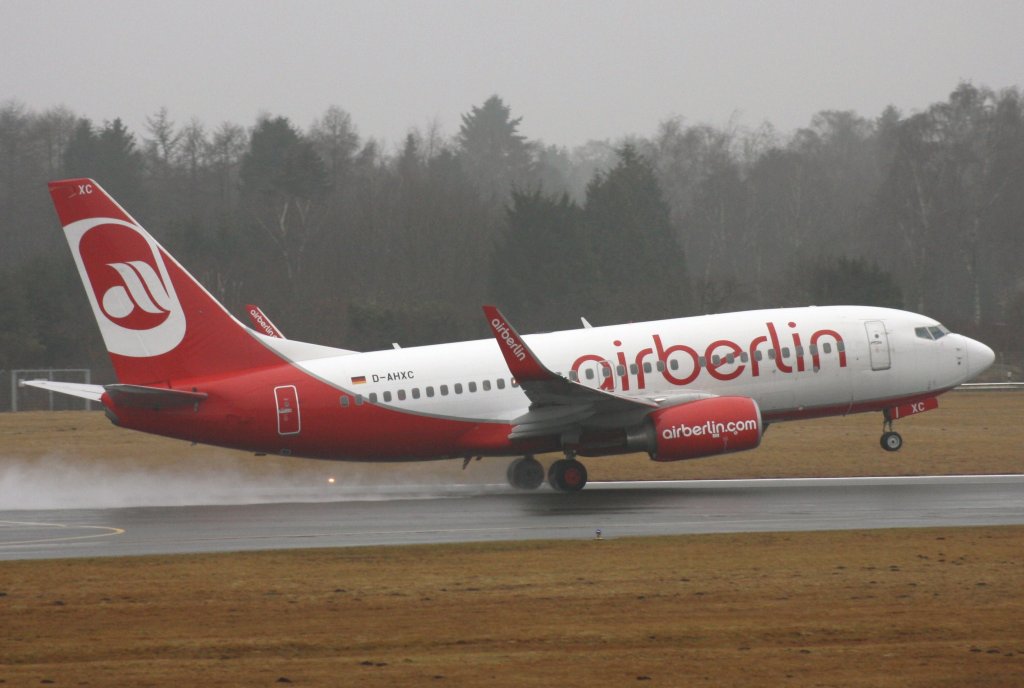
[4,0,1023,147]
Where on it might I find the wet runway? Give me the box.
[2,475,1023,560]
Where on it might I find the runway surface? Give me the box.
[2,475,1023,561]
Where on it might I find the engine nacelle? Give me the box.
[647,396,763,462]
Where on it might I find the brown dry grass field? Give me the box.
[0,391,1020,481]
[1,392,1023,687]
[2,530,1023,687]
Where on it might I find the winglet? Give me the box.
[246,304,285,338]
[483,305,554,382]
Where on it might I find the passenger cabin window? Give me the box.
[483,380,492,391]
[454,383,463,394]
[397,390,406,401]
[369,392,378,403]
[412,388,421,399]
[468,382,477,393]
[440,385,449,396]
[426,387,434,398]
[383,391,392,402]
[340,396,349,407]
[497,379,506,389]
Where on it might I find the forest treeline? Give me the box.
[1,83,1022,380]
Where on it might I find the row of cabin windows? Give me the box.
[340,377,519,407]
[338,340,846,406]
[571,342,843,380]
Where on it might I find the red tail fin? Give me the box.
[49,178,282,385]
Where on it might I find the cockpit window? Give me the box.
[916,324,950,340]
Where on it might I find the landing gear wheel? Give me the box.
[880,431,903,452]
[506,456,544,490]
[547,458,588,492]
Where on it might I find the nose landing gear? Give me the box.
[880,410,903,452]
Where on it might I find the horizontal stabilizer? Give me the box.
[19,380,105,402]
[104,384,208,408]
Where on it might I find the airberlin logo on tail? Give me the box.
[101,261,175,327]
[65,218,186,358]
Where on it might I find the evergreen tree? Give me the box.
[583,144,689,322]
[457,95,532,203]
[805,256,902,308]
[489,188,592,331]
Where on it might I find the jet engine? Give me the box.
[643,396,763,462]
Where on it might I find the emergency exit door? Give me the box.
[274,385,301,435]
[864,320,891,371]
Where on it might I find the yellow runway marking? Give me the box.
[0,520,125,547]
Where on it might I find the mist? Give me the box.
[0,454,510,511]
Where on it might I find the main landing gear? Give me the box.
[880,411,903,452]
[506,453,589,491]
[547,454,588,492]
[506,455,545,490]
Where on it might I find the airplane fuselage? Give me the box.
[108,305,979,462]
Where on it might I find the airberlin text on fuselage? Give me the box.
[572,321,847,390]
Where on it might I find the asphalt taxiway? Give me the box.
[2,475,1023,560]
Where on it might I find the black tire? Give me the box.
[506,456,545,490]
[547,458,588,492]
[880,431,903,452]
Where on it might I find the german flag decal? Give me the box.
[351,375,367,385]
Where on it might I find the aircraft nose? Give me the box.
[964,336,996,380]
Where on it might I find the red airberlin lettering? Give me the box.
[571,322,846,390]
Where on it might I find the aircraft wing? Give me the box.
[483,306,711,439]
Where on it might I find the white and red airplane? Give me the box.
[26,178,995,491]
